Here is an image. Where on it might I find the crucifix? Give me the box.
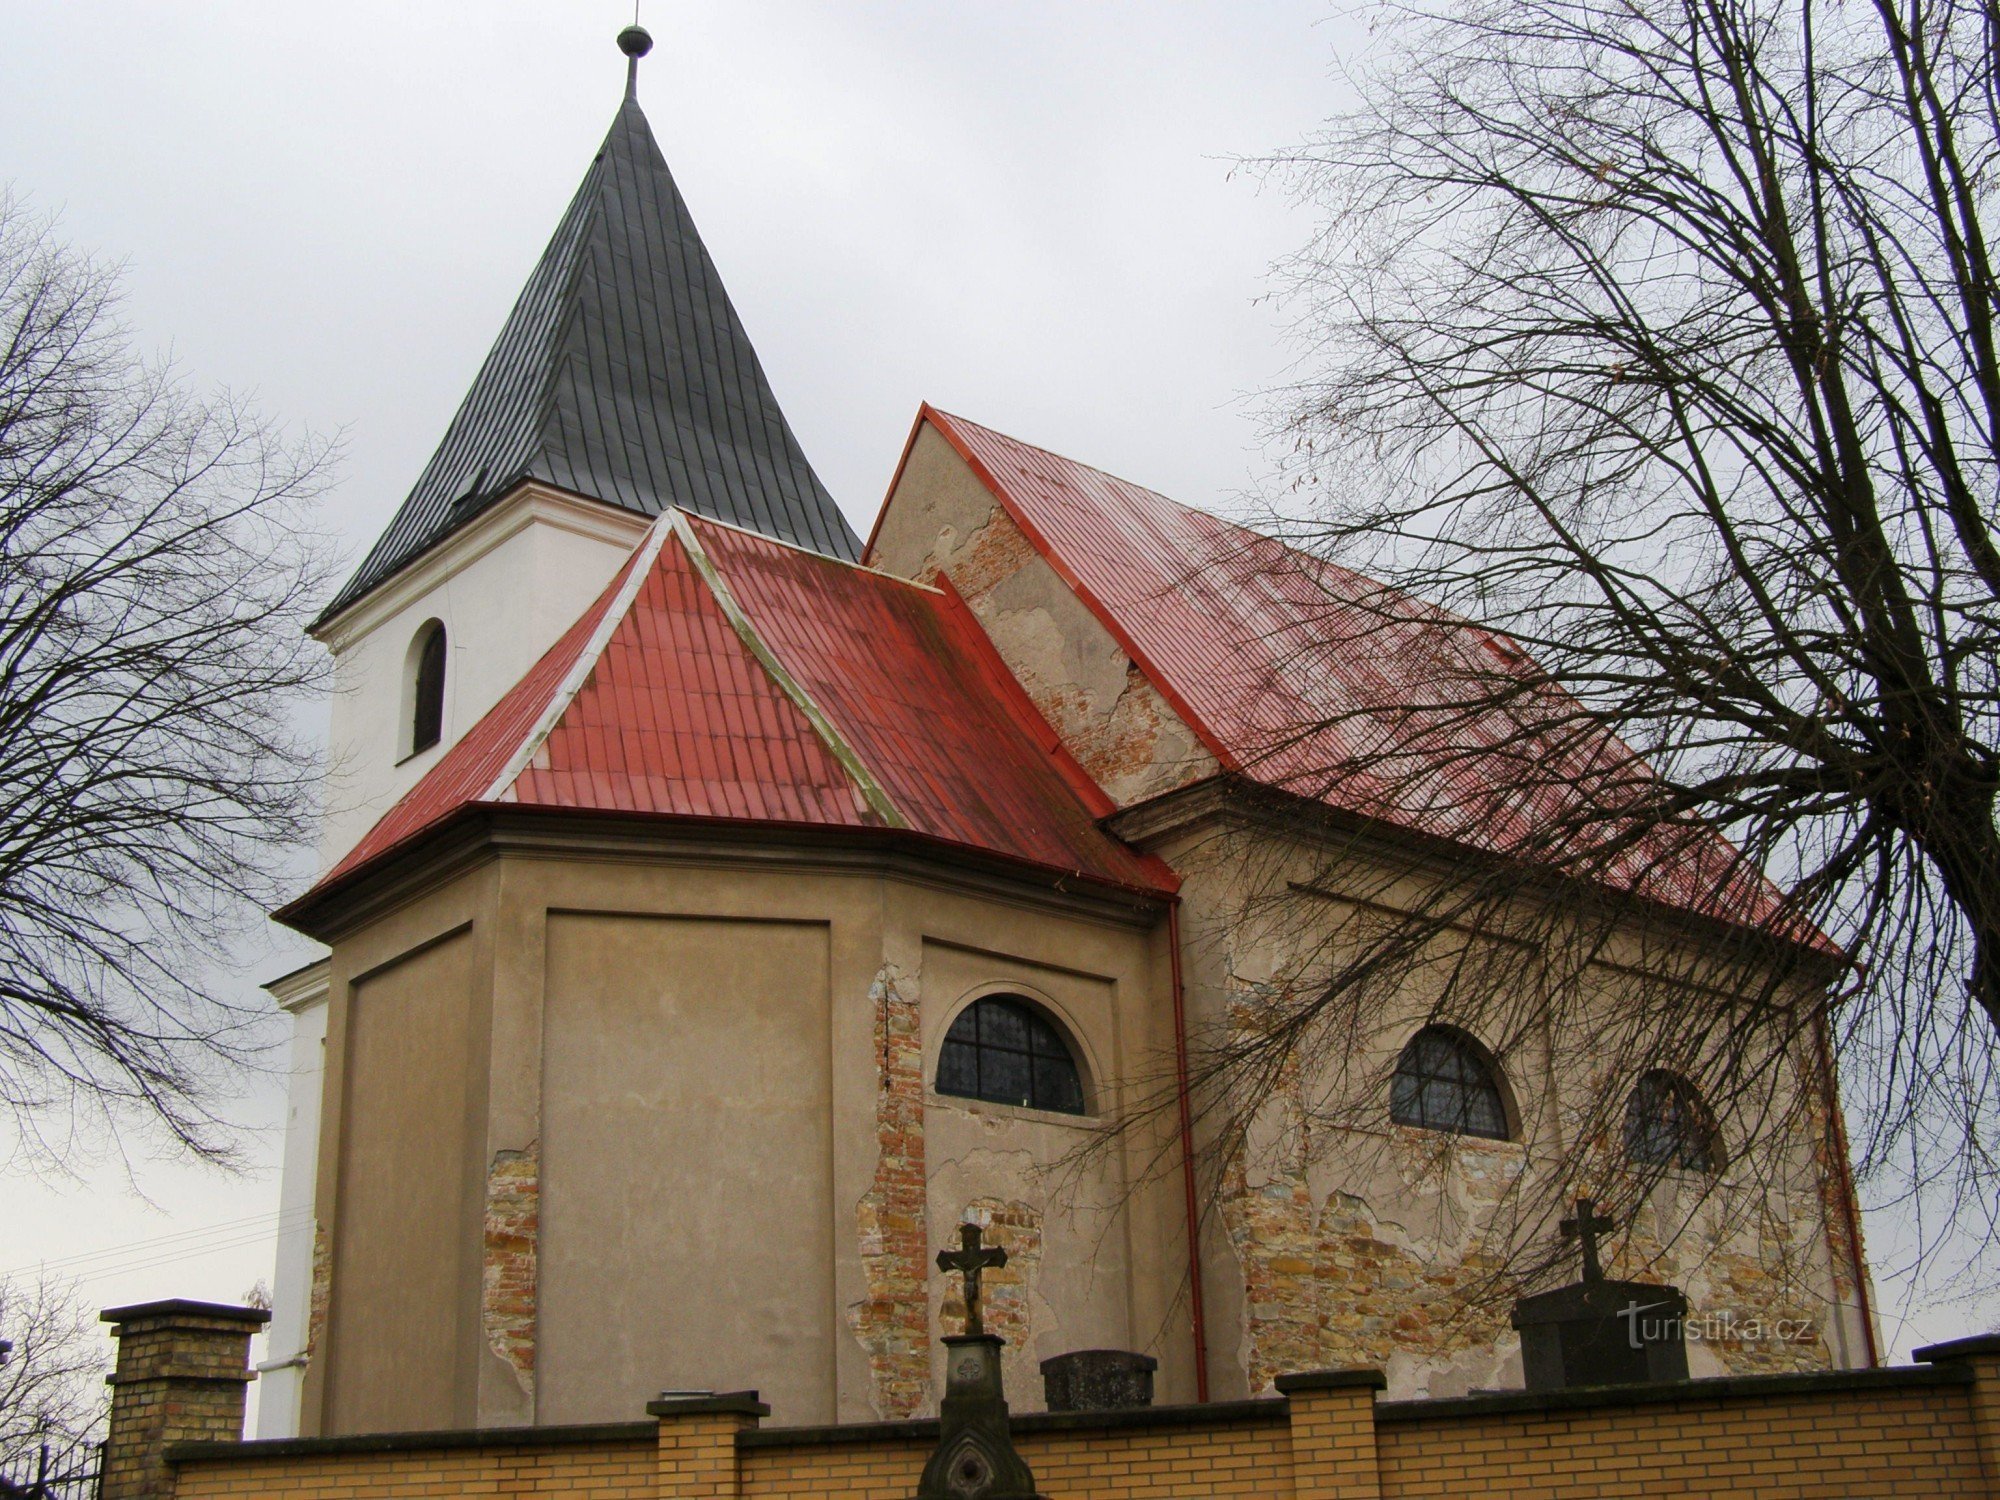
[937,1222,1008,1337]
[1560,1197,1615,1283]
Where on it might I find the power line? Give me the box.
[5,1204,311,1281]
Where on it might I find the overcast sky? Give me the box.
[0,0,1972,1385]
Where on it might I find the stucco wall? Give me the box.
[299,830,1188,1436]
[324,927,479,1434]
[1143,809,1870,1403]
[538,911,836,1424]
[257,969,329,1439]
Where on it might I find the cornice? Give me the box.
[1106,773,1840,979]
[262,957,332,1014]
[275,806,1169,944]
[311,481,650,649]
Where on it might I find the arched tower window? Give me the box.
[1390,1026,1511,1139]
[1624,1070,1720,1172]
[409,621,447,755]
[936,995,1086,1115]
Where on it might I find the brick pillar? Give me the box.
[1916,1334,2000,1496]
[649,1391,767,1500]
[100,1300,270,1500]
[1275,1368,1387,1500]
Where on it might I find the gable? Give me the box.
[869,422,1217,808]
[876,408,1796,938]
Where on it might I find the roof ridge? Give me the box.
[926,406,1208,520]
[668,511,908,828]
[923,406,1348,582]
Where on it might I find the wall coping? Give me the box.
[1916,1334,2000,1361]
[1274,1368,1388,1395]
[165,1363,1967,1467]
[1374,1363,1970,1424]
[167,1421,656,1464]
[738,1398,1287,1450]
[101,1299,272,1328]
[646,1393,769,1419]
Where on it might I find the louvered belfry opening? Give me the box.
[322,97,858,625]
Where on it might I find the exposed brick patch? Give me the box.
[848,965,930,1418]
[482,1142,539,1397]
[307,1221,331,1361]
[1224,1118,1840,1395]
[1608,1178,1835,1378]
[1224,1157,1515,1397]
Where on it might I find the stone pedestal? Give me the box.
[1511,1279,1689,1391]
[100,1299,269,1500]
[915,1334,1042,1500]
[1039,1349,1157,1412]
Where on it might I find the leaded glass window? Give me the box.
[1389,1026,1510,1139]
[1624,1070,1720,1172]
[936,996,1086,1115]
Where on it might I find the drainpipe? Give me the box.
[1167,901,1212,1402]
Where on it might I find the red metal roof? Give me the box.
[317,511,1172,899]
[904,408,1793,934]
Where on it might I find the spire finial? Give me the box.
[617,21,653,101]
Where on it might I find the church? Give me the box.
[252,28,1876,1441]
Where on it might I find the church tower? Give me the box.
[314,24,856,868]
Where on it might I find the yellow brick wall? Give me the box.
[167,1372,1993,1500]
[1377,1383,1986,1498]
[171,1437,656,1500]
[737,1418,1293,1500]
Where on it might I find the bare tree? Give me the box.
[0,198,333,1169]
[0,1274,105,1474]
[1157,0,2000,1307]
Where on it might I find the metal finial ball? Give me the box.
[617,25,653,59]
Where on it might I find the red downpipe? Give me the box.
[1167,902,1211,1401]
[1813,1009,1879,1367]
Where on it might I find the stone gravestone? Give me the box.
[1039,1350,1156,1412]
[915,1224,1044,1500]
[1510,1198,1690,1391]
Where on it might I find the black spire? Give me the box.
[321,41,859,623]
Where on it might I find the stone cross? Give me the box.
[938,1222,1008,1337]
[1560,1198,1615,1283]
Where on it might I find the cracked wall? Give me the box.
[1168,824,1866,1401]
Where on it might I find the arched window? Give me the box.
[1624,1071,1720,1172]
[936,995,1086,1115]
[1390,1026,1510,1139]
[410,621,447,755]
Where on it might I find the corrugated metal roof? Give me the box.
[316,511,1171,899]
[320,97,858,624]
[914,408,1792,933]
